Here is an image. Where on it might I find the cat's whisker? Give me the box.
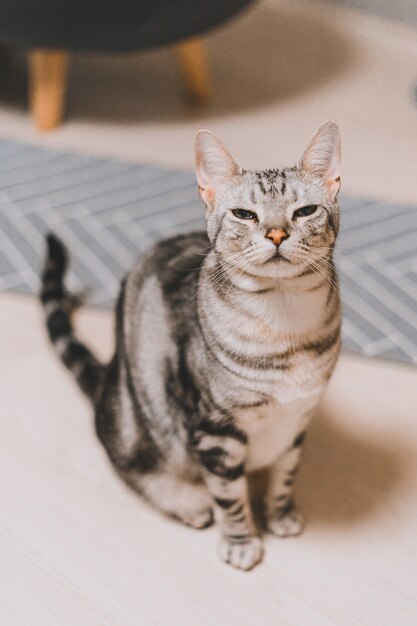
[293,247,339,292]
[305,255,338,276]
[211,251,262,293]
[207,248,272,299]
[293,246,336,271]
[304,260,339,293]
[188,250,257,304]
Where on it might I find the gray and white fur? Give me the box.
[40,122,342,571]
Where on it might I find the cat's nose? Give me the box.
[265,228,289,247]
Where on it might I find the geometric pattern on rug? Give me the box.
[1,138,416,365]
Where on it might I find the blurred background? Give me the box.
[1,2,417,624]
[0,0,416,192]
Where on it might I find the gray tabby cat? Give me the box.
[40,122,342,571]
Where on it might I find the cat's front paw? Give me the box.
[266,501,304,538]
[218,534,263,571]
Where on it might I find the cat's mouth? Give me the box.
[265,251,291,263]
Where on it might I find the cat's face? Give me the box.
[195,122,341,280]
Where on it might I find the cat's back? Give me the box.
[121,231,210,368]
[125,230,209,308]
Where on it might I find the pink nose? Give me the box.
[265,229,288,247]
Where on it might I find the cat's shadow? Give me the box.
[291,411,405,529]
[251,408,407,532]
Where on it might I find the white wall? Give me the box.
[326,0,417,24]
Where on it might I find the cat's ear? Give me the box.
[194,130,241,205]
[297,121,341,201]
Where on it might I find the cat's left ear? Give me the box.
[194,130,241,205]
[297,121,341,201]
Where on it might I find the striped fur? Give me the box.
[41,234,104,402]
[41,123,342,571]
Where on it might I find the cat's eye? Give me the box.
[293,205,318,219]
[232,208,258,221]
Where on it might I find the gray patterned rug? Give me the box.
[1,138,416,365]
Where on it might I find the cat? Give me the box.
[40,122,342,571]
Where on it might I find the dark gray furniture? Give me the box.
[0,0,254,128]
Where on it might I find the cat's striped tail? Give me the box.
[40,233,105,403]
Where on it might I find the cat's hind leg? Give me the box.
[96,367,214,529]
[125,470,214,529]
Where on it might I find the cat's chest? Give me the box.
[234,398,315,472]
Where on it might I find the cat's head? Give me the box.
[194,122,341,279]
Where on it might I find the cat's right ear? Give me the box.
[194,130,241,205]
[297,121,341,202]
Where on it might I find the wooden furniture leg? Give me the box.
[174,37,211,104]
[29,49,69,130]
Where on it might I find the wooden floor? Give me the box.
[1,292,417,625]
